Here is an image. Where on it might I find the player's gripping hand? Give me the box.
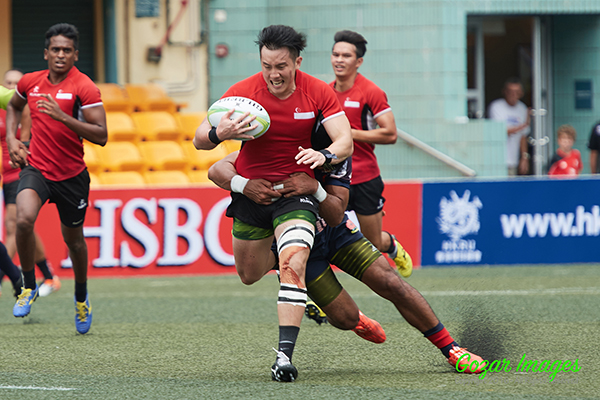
[295,146,325,169]
[273,173,318,198]
[243,178,282,205]
[215,109,257,141]
[36,94,67,122]
[6,136,30,168]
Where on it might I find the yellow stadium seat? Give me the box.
[95,142,145,172]
[182,142,228,171]
[175,112,207,141]
[83,142,101,174]
[89,172,101,188]
[96,83,133,114]
[137,141,189,171]
[106,112,141,142]
[222,140,242,154]
[144,170,190,186]
[124,83,179,114]
[187,170,214,185]
[131,111,184,142]
[99,171,146,187]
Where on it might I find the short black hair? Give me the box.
[45,23,79,51]
[333,30,367,58]
[503,77,522,88]
[256,25,306,60]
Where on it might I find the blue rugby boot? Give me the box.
[75,295,93,334]
[13,285,39,317]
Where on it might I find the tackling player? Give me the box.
[194,25,353,382]
[6,23,107,334]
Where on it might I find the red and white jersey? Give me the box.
[16,67,103,181]
[330,74,391,185]
[224,70,344,182]
[548,149,583,177]
[0,109,21,184]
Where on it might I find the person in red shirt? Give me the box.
[194,25,353,382]
[329,30,412,277]
[6,23,107,334]
[0,69,60,297]
[548,124,583,177]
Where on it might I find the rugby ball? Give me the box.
[207,96,270,140]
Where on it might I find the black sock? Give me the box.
[75,281,87,302]
[384,231,397,254]
[36,259,53,280]
[23,269,37,290]
[278,326,300,361]
[0,242,23,286]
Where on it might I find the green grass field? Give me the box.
[0,264,598,399]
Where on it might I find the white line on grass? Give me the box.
[420,287,600,297]
[0,385,77,391]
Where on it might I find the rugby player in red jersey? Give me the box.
[194,25,353,382]
[6,23,107,334]
[329,30,413,277]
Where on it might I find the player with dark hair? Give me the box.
[1,69,60,297]
[330,30,412,277]
[194,25,353,382]
[6,23,107,334]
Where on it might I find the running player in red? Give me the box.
[194,25,353,382]
[1,69,60,297]
[329,30,412,277]
[6,23,107,334]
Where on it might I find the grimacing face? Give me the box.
[260,46,302,100]
[44,35,79,76]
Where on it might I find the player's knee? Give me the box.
[237,269,261,286]
[64,235,87,254]
[277,223,314,255]
[15,216,35,235]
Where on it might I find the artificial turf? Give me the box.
[0,264,598,399]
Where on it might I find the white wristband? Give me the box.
[314,182,327,203]
[231,175,249,194]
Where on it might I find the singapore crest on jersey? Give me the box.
[435,190,483,263]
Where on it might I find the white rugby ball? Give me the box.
[207,96,270,141]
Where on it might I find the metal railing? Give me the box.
[397,128,477,177]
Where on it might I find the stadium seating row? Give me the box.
[84,140,240,176]
[106,111,207,143]
[96,83,186,114]
[89,170,211,187]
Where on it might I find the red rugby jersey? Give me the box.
[16,67,103,181]
[330,74,392,185]
[0,109,21,184]
[224,70,344,183]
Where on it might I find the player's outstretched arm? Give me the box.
[208,151,281,205]
[36,94,107,146]
[351,110,397,144]
[322,114,353,163]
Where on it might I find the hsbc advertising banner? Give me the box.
[421,178,600,266]
[27,182,422,278]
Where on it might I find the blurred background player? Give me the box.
[0,83,24,298]
[548,124,582,176]
[194,25,353,382]
[329,30,412,277]
[0,69,60,297]
[6,23,107,333]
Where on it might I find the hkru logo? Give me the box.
[435,190,483,263]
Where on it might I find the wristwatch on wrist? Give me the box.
[319,149,338,171]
